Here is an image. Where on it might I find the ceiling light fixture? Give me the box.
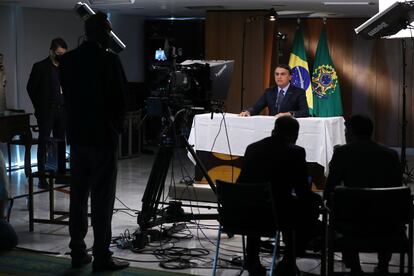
[88,0,135,5]
[323,1,373,5]
[268,8,278,21]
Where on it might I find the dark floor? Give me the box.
[4,147,414,275]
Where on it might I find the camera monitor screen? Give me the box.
[155,48,167,61]
[180,60,234,101]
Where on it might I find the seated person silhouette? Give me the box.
[324,114,402,275]
[237,116,321,275]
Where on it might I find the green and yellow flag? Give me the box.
[288,27,313,115]
[311,26,343,117]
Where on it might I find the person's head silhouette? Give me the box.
[272,116,299,144]
[85,11,112,49]
[345,114,373,143]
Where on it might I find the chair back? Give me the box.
[216,180,278,237]
[331,186,412,234]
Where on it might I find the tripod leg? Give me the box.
[182,137,216,194]
[138,145,174,230]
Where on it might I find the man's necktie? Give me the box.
[277,89,285,113]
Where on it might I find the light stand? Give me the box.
[401,38,407,172]
[276,31,288,65]
[400,38,413,184]
[354,0,414,183]
[240,19,247,111]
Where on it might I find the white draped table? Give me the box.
[188,113,346,173]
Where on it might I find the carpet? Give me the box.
[0,250,193,275]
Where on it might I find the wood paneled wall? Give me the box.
[205,11,274,112]
[206,11,414,147]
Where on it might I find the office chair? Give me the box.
[325,186,413,276]
[212,180,280,276]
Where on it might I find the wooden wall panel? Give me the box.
[243,17,265,112]
[375,40,401,145]
[205,11,272,114]
[263,20,276,89]
[406,42,414,147]
[351,35,376,118]
[205,13,414,147]
[205,12,242,113]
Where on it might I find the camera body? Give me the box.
[148,60,233,116]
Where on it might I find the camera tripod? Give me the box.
[134,107,217,249]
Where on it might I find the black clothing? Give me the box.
[27,57,59,119]
[238,136,309,222]
[69,145,118,260]
[237,135,320,269]
[246,85,309,117]
[324,139,403,271]
[0,219,18,250]
[36,106,67,173]
[61,42,127,147]
[27,57,66,174]
[324,140,402,200]
[60,41,127,261]
[50,65,64,105]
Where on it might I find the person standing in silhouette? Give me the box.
[27,38,68,188]
[60,12,129,272]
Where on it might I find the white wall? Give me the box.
[19,8,84,114]
[0,5,145,115]
[0,5,19,109]
[110,13,145,82]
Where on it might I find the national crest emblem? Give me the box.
[312,65,338,98]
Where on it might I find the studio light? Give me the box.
[75,2,127,53]
[268,8,278,21]
[276,32,287,40]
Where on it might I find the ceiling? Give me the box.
[0,0,379,18]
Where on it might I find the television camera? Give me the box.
[147,60,234,118]
[134,60,234,249]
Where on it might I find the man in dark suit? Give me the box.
[27,38,68,188]
[60,12,129,272]
[324,115,402,275]
[240,64,309,118]
[238,116,320,275]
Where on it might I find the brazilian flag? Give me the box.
[311,27,343,117]
[288,27,313,115]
